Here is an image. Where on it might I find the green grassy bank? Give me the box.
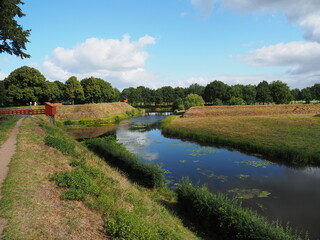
[162,113,320,165]
[0,117,199,240]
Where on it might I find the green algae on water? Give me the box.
[189,147,218,157]
[234,159,274,168]
[196,168,228,182]
[228,188,271,199]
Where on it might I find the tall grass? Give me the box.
[176,178,307,240]
[83,136,165,188]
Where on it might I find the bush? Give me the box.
[228,96,245,105]
[64,119,73,125]
[212,98,223,106]
[176,178,305,240]
[184,94,205,109]
[83,136,165,188]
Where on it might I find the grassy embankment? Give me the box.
[55,102,144,127]
[162,104,320,165]
[0,116,20,146]
[0,117,200,240]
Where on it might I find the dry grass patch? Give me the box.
[184,104,320,118]
[55,102,135,121]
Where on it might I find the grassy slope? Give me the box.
[162,106,320,164]
[0,118,199,240]
[0,116,20,146]
[55,102,136,121]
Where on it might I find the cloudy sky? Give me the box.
[1,0,320,89]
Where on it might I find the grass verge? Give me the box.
[0,116,20,146]
[162,112,320,165]
[0,117,200,239]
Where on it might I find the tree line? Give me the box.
[1,66,320,107]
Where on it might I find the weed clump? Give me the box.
[176,178,307,240]
[44,135,79,157]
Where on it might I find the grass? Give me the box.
[162,105,320,165]
[0,116,20,146]
[176,178,307,240]
[0,117,200,239]
[56,106,144,127]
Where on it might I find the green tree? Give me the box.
[81,77,101,103]
[291,88,301,101]
[0,0,31,58]
[186,83,205,96]
[172,97,185,110]
[229,85,243,99]
[228,96,245,105]
[54,80,65,102]
[311,83,320,101]
[0,80,6,106]
[270,80,293,104]
[4,66,46,105]
[64,76,84,104]
[300,87,312,104]
[256,81,273,105]
[96,78,114,102]
[203,80,230,103]
[242,85,256,105]
[184,94,205,109]
[41,81,63,103]
[174,87,186,99]
[159,86,175,105]
[113,88,121,102]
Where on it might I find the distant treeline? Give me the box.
[1,66,319,107]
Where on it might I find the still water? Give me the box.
[69,113,320,239]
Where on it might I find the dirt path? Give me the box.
[0,118,23,239]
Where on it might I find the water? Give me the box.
[69,113,320,239]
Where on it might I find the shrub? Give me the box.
[114,115,121,124]
[83,136,165,188]
[212,98,223,106]
[176,178,305,240]
[228,96,245,105]
[64,119,73,125]
[184,94,205,109]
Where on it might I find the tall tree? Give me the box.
[4,66,46,105]
[300,87,312,104]
[187,83,205,96]
[64,76,84,104]
[0,0,31,58]
[270,80,293,104]
[311,83,320,101]
[0,80,6,106]
[203,80,230,103]
[242,85,256,105]
[256,81,273,105]
[96,78,114,102]
[81,77,101,103]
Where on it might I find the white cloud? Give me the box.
[42,35,158,88]
[191,0,320,42]
[244,41,320,75]
[190,0,217,17]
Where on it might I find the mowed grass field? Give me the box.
[163,104,320,165]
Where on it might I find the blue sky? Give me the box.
[1,0,320,89]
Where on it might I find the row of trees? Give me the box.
[0,66,116,106]
[1,66,320,107]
